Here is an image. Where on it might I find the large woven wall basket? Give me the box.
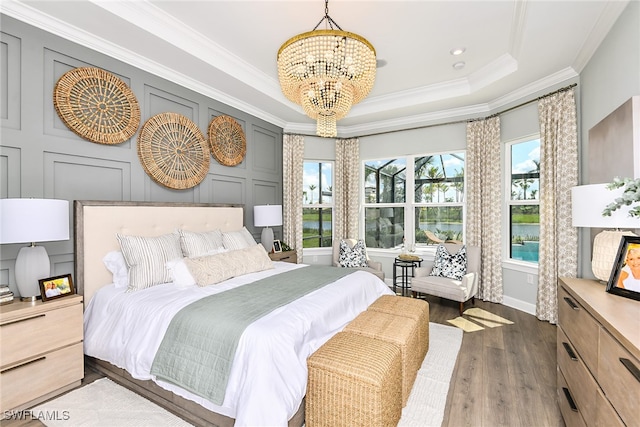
[53,67,140,145]
[137,113,210,190]
[207,115,246,166]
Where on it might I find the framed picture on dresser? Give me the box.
[606,236,640,301]
[39,274,75,302]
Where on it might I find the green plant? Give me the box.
[280,241,292,251]
[602,177,640,218]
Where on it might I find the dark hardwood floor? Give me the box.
[2,296,562,427]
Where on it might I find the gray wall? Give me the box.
[578,0,640,279]
[0,15,283,297]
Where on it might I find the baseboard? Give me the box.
[502,296,536,316]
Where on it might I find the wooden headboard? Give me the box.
[74,200,244,308]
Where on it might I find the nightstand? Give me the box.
[269,250,298,264]
[0,294,84,414]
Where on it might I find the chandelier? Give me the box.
[277,0,376,138]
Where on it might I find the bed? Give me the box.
[75,200,393,427]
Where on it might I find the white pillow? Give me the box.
[166,258,197,288]
[102,251,129,288]
[178,229,224,258]
[222,227,257,250]
[116,232,183,292]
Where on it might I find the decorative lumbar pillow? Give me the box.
[116,232,182,292]
[222,227,257,251]
[103,250,129,288]
[338,239,368,268]
[178,229,224,258]
[430,244,467,280]
[185,244,273,287]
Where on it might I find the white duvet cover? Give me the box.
[83,262,393,426]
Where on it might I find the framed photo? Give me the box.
[273,240,282,253]
[606,236,640,301]
[39,274,75,302]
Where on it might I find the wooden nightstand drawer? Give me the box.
[558,286,599,374]
[269,250,297,263]
[595,387,624,427]
[0,302,83,367]
[598,328,640,427]
[557,326,597,423]
[0,342,83,412]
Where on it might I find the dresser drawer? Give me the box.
[557,367,586,427]
[0,342,83,412]
[557,326,597,423]
[598,328,640,427]
[0,303,83,367]
[595,387,624,427]
[558,286,599,374]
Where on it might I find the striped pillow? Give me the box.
[116,232,182,292]
[222,227,257,250]
[178,229,224,258]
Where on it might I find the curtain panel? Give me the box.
[282,134,304,262]
[334,138,360,240]
[466,117,504,303]
[536,89,578,323]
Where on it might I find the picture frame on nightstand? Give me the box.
[273,240,282,253]
[606,235,640,301]
[39,274,76,302]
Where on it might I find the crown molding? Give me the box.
[1,0,288,128]
[572,0,629,73]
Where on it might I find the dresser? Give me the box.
[557,277,639,427]
[0,295,84,413]
[269,250,297,264]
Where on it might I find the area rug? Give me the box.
[33,378,191,427]
[399,322,463,426]
[34,322,462,427]
[447,307,514,333]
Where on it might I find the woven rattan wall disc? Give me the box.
[53,67,140,145]
[137,113,210,190]
[207,115,246,166]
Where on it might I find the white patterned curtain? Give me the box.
[536,90,578,323]
[466,117,503,303]
[282,134,304,262]
[334,138,360,239]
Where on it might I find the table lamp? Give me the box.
[0,199,70,301]
[572,184,639,282]
[253,205,282,252]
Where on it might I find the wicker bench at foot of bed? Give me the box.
[368,295,430,359]
[344,308,423,406]
[306,331,402,427]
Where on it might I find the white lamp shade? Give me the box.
[571,184,639,229]
[254,205,283,227]
[0,198,70,243]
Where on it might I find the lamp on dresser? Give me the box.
[0,198,70,301]
[572,184,638,281]
[254,204,282,252]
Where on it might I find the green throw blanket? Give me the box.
[150,265,356,405]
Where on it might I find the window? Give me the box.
[303,161,333,248]
[363,152,465,249]
[507,138,540,263]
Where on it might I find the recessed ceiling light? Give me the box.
[452,61,466,70]
[450,47,466,56]
[376,59,387,68]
